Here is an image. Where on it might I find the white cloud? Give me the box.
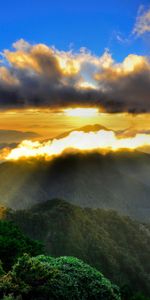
[133,6,150,36]
[12,39,31,51]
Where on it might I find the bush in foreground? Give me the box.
[0,254,121,300]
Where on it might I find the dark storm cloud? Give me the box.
[0,41,150,113]
[96,68,150,113]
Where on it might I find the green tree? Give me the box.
[2,296,17,300]
[0,254,121,300]
[131,293,150,300]
[0,220,44,271]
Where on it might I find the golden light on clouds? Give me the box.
[56,55,80,75]
[63,107,99,117]
[5,129,150,161]
[77,81,97,90]
[1,110,150,139]
[121,54,146,73]
[0,40,149,114]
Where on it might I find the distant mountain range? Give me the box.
[0,129,40,144]
[56,123,150,139]
[0,151,150,221]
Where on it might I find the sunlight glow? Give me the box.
[5,129,150,161]
[63,108,99,117]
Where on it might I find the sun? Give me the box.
[63,107,99,117]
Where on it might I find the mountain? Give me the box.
[56,124,110,139]
[0,143,17,150]
[3,199,150,296]
[0,151,150,221]
[0,129,40,144]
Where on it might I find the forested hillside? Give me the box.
[3,199,150,296]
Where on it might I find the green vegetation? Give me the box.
[131,295,150,300]
[0,254,121,300]
[2,296,16,300]
[0,260,5,276]
[0,208,150,299]
[5,199,150,296]
[0,220,44,271]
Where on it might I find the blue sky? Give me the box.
[0,0,149,60]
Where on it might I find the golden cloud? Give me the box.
[5,129,150,161]
[0,40,149,113]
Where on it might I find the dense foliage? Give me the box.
[0,254,121,300]
[5,199,150,296]
[0,220,44,271]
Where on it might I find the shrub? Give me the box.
[0,254,121,300]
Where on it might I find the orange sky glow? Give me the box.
[1,109,150,139]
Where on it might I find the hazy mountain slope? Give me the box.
[0,152,150,221]
[4,199,150,295]
[0,129,40,143]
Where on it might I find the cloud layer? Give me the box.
[0,40,150,113]
[6,129,150,161]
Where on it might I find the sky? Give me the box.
[0,0,150,149]
[0,0,149,59]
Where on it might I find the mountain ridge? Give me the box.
[0,151,150,221]
[2,198,150,296]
